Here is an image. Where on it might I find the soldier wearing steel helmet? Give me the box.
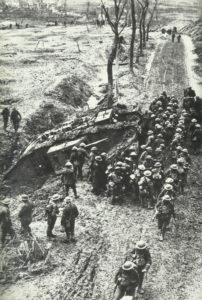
[100,152,108,189]
[114,261,139,300]
[92,156,105,195]
[70,146,79,178]
[45,194,60,238]
[0,198,15,245]
[1,107,10,131]
[129,151,138,169]
[61,197,79,243]
[130,241,152,294]
[138,170,154,209]
[181,148,191,165]
[176,158,188,193]
[154,195,175,241]
[61,161,78,198]
[111,165,124,205]
[18,194,35,235]
[153,133,165,149]
[88,146,98,181]
[143,155,154,170]
[158,183,176,203]
[152,162,164,200]
[189,118,197,136]
[77,143,89,180]
[153,147,164,165]
[144,133,155,148]
[165,164,179,183]
[191,123,202,154]
[139,146,152,163]
[10,107,22,132]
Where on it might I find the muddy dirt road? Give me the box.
[1,26,202,300]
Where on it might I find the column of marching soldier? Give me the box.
[0,88,201,299]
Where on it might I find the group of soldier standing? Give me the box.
[0,87,201,299]
[1,107,22,132]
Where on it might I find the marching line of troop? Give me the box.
[0,87,201,300]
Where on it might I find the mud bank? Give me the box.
[183,34,202,97]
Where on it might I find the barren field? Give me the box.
[0,1,202,300]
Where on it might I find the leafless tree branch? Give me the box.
[117,0,128,23]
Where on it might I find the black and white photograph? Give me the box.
[0,0,202,299]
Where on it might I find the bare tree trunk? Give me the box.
[126,0,131,26]
[107,35,119,107]
[129,0,136,72]
[139,15,143,56]
[146,0,158,41]
[146,23,149,41]
[101,0,128,107]
[142,12,146,47]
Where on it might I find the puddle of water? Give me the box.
[183,34,202,97]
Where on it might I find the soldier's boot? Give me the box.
[27,225,32,236]
[159,233,164,241]
[64,235,70,243]
[160,226,166,241]
[140,195,144,207]
[147,197,153,209]
[73,187,78,199]
[71,235,77,242]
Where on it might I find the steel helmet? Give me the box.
[165,177,174,183]
[125,157,132,162]
[130,152,137,157]
[101,152,107,157]
[21,194,29,201]
[91,146,98,151]
[162,195,171,201]
[130,174,136,180]
[122,261,136,271]
[80,143,86,148]
[95,156,102,161]
[182,148,188,153]
[164,184,173,190]
[65,161,73,167]
[138,164,146,171]
[177,158,184,163]
[144,170,152,177]
[170,164,178,170]
[51,194,60,202]
[135,240,147,250]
